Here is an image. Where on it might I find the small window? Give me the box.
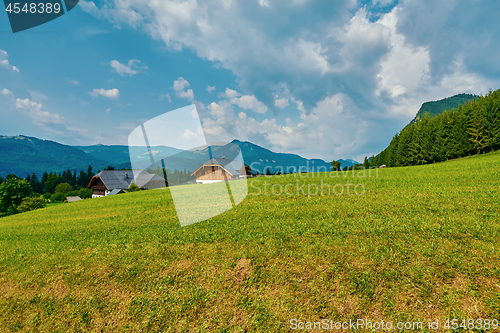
[212,171,215,176]
[202,169,205,175]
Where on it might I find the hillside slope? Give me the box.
[0,151,499,331]
[412,93,478,122]
[231,139,358,172]
[0,136,107,177]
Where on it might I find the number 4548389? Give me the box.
[5,2,61,14]
[444,318,499,330]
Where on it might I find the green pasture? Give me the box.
[0,152,499,332]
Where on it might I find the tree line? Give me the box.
[0,165,112,217]
[372,89,500,167]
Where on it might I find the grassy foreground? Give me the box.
[0,152,499,332]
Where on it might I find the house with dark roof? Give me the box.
[190,158,255,184]
[87,170,165,198]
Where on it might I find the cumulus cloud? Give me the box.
[9,91,87,138]
[274,97,289,109]
[219,88,267,114]
[201,92,368,160]
[110,59,148,76]
[70,79,80,85]
[16,98,65,125]
[229,95,268,114]
[89,88,120,99]
[81,0,500,159]
[173,77,194,101]
[1,88,13,97]
[206,85,216,93]
[0,49,20,72]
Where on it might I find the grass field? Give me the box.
[0,152,499,332]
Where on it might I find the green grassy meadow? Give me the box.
[0,152,499,332]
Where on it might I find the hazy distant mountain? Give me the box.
[0,135,358,177]
[76,140,359,173]
[74,144,183,169]
[230,140,358,173]
[412,93,478,122]
[0,136,107,177]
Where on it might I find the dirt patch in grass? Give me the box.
[0,280,37,299]
[451,275,469,291]
[233,258,252,284]
[43,279,69,300]
[459,296,483,316]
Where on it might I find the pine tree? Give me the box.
[363,156,369,169]
[468,105,489,154]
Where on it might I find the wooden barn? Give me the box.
[190,158,254,184]
[87,170,165,198]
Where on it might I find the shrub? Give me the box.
[55,183,73,194]
[77,188,92,199]
[0,178,33,216]
[128,183,140,192]
[50,193,66,203]
[17,197,47,213]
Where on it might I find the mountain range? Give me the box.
[0,136,358,177]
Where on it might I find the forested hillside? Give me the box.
[375,89,500,167]
[412,93,478,122]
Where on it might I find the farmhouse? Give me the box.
[191,158,255,184]
[87,170,165,198]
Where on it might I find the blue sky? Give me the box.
[1,0,500,162]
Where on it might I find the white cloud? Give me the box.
[160,93,171,102]
[181,127,204,143]
[219,87,267,114]
[221,88,240,99]
[274,97,289,109]
[110,59,147,76]
[16,98,65,125]
[70,79,80,85]
[0,49,20,72]
[79,0,500,159]
[106,107,112,114]
[206,85,216,93]
[1,88,13,97]
[79,0,100,16]
[201,93,368,160]
[89,88,120,99]
[173,77,194,101]
[229,95,267,114]
[258,0,270,7]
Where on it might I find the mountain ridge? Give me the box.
[412,93,478,122]
[0,135,359,177]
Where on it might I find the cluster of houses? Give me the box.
[84,158,255,199]
[66,158,387,201]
